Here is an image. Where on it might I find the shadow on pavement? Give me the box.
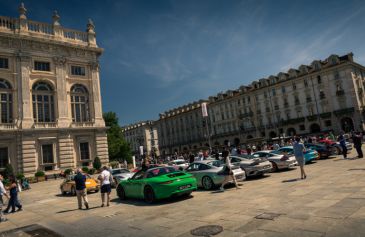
[110,194,194,206]
[244,174,271,181]
[282,178,301,183]
[56,206,100,213]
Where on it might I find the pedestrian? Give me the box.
[337,132,348,159]
[219,149,239,192]
[100,166,112,207]
[4,177,22,213]
[352,131,363,158]
[246,146,252,155]
[0,174,9,222]
[74,168,89,210]
[293,137,307,179]
[188,152,195,163]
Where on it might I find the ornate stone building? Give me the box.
[0,4,108,176]
[154,53,365,154]
[122,121,159,157]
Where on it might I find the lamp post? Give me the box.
[201,102,211,152]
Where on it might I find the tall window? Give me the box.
[79,142,90,160]
[71,66,86,76]
[0,147,8,169]
[41,144,54,164]
[71,84,90,122]
[0,79,13,123]
[32,82,55,122]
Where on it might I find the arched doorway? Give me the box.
[287,127,296,136]
[269,131,277,139]
[341,117,354,133]
[234,138,240,146]
[310,123,321,133]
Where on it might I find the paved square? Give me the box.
[1,149,365,237]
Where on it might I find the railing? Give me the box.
[0,16,17,31]
[33,122,57,128]
[63,28,88,42]
[0,15,94,46]
[0,123,16,130]
[71,122,94,127]
[27,20,53,35]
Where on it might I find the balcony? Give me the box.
[71,122,94,128]
[0,123,16,130]
[333,107,355,117]
[336,90,345,96]
[285,117,306,125]
[306,115,318,121]
[33,122,57,128]
[319,112,332,119]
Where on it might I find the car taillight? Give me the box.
[159,181,173,184]
[280,155,289,161]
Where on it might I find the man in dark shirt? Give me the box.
[74,168,89,210]
[352,132,363,158]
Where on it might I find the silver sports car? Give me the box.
[230,155,272,177]
[252,151,297,172]
[185,160,246,190]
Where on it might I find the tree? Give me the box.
[103,111,132,163]
[93,156,102,170]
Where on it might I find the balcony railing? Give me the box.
[71,122,94,128]
[0,123,16,130]
[33,122,57,128]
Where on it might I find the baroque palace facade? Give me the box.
[155,53,365,155]
[0,4,108,176]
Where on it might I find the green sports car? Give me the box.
[116,166,197,203]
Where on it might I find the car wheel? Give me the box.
[271,162,278,172]
[202,176,214,190]
[71,187,76,196]
[116,185,126,200]
[144,186,155,203]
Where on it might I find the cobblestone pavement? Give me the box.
[1,149,365,237]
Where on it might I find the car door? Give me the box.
[186,163,202,185]
[125,171,146,198]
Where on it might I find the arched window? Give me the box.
[70,84,90,122]
[32,81,55,122]
[0,79,12,123]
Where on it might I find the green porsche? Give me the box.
[116,166,197,203]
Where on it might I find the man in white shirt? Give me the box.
[0,174,10,222]
[100,166,112,207]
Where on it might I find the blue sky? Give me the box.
[1,0,365,125]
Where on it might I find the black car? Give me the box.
[304,143,335,159]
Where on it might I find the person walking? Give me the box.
[219,149,239,192]
[4,177,22,213]
[100,166,112,207]
[74,168,89,210]
[352,131,363,158]
[338,132,348,159]
[0,175,9,222]
[189,152,195,163]
[293,137,307,179]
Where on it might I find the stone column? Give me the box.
[16,53,33,129]
[53,56,70,127]
[90,61,105,127]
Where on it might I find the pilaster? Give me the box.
[53,56,70,127]
[95,130,109,164]
[90,61,105,127]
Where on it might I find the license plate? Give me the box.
[179,184,192,190]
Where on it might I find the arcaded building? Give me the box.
[0,4,108,176]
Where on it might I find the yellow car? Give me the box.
[60,174,100,196]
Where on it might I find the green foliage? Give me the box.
[93,156,102,170]
[16,173,25,180]
[103,111,133,163]
[64,168,73,175]
[82,166,89,173]
[2,179,10,186]
[109,161,119,168]
[88,168,96,175]
[3,164,14,179]
[35,171,45,177]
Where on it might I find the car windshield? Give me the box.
[146,167,176,178]
[174,161,185,165]
[111,169,129,175]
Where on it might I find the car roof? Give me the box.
[171,159,186,162]
[280,146,293,149]
[192,160,219,164]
